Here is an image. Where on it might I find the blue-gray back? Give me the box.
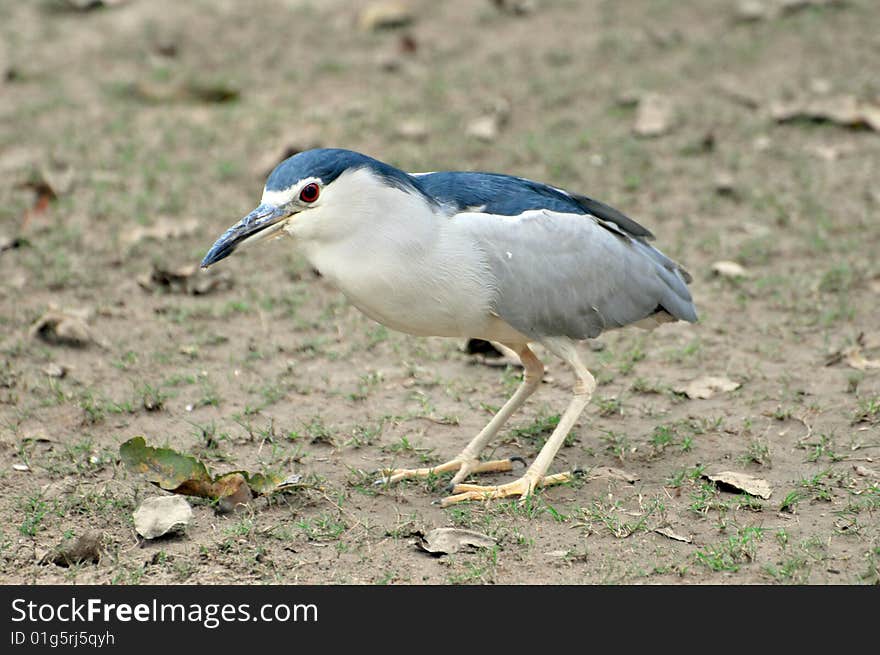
[417,171,654,240]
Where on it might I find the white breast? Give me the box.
[286,168,507,339]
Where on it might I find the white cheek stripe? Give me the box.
[261,176,323,207]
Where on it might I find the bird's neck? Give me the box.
[286,170,493,337]
[291,168,445,273]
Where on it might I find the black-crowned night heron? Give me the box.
[202,148,697,506]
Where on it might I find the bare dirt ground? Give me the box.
[1,0,878,585]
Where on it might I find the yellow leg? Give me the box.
[442,338,595,506]
[377,345,544,486]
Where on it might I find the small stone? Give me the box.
[714,172,737,197]
[396,119,429,141]
[633,93,675,137]
[466,115,501,142]
[735,0,769,21]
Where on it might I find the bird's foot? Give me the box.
[440,471,574,507]
[376,456,526,487]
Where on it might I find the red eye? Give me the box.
[299,183,320,203]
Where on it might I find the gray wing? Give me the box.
[458,210,697,341]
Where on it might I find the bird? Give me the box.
[201,148,697,506]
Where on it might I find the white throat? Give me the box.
[282,168,497,338]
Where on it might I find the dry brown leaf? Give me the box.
[42,362,68,378]
[583,466,640,484]
[29,308,99,348]
[675,376,741,400]
[466,99,510,143]
[0,234,22,252]
[415,528,496,555]
[654,527,692,543]
[465,339,523,368]
[844,350,880,371]
[40,531,103,567]
[466,115,501,142]
[853,465,879,479]
[491,0,535,15]
[133,496,193,539]
[826,333,880,370]
[771,95,880,132]
[736,0,844,21]
[634,93,675,137]
[358,2,414,31]
[712,260,751,278]
[396,119,429,142]
[138,263,232,296]
[705,471,772,499]
[124,218,199,248]
[778,0,845,15]
[58,0,128,10]
[214,473,254,514]
[130,80,239,104]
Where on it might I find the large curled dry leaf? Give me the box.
[705,471,772,499]
[675,376,741,400]
[120,437,301,509]
[415,528,496,555]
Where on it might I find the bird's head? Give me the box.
[201,148,433,268]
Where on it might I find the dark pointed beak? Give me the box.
[201,203,291,268]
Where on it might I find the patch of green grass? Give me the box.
[446,545,500,584]
[664,338,702,364]
[345,421,385,448]
[630,377,668,395]
[779,490,802,513]
[739,439,772,467]
[509,412,569,447]
[600,431,631,460]
[802,434,842,463]
[19,495,52,537]
[667,464,705,488]
[764,555,810,583]
[596,395,623,417]
[694,526,765,573]
[799,470,833,502]
[689,481,729,516]
[296,513,347,541]
[347,370,384,402]
[650,424,676,450]
[852,396,880,425]
[578,497,664,538]
[817,263,853,294]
